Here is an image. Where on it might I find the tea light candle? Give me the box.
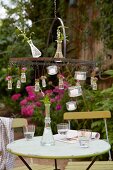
[66,101,77,111]
[47,65,58,75]
[74,71,86,80]
[68,86,82,97]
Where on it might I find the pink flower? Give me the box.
[11,93,21,101]
[64,81,69,89]
[26,86,34,93]
[55,95,61,101]
[21,105,34,116]
[56,104,62,110]
[50,98,56,103]
[36,101,42,107]
[45,90,53,95]
[20,99,27,106]
[21,67,27,72]
[53,86,64,94]
[27,94,36,101]
[5,76,12,81]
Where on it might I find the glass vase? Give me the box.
[27,39,41,58]
[40,104,55,146]
[54,40,64,62]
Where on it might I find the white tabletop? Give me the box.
[7,136,111,159]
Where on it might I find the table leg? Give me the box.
[18,156,32,170]
[86,156,97,170]
[54,159,60,170]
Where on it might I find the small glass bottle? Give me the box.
[91,77,98,90]
[35,79,40,92]
[59,77,64,89]
[21,67,27,83]
[21,72,26,83]
[41,104,55,146]
[16,79,21,89]
[8,79,12,90]
[41,76,47,88]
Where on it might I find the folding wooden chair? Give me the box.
[64,111,113,170]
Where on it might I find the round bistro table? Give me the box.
[7,136,111,170]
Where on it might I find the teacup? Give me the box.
[74,71,86,81]
[47,65,58,75]
[66,101,77,111]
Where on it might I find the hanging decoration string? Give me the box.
[54,0,57,18]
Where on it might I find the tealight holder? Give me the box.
[68,86,82,97]
[47,65,58,75]
[74,71,86,81]
[66,101,77,111]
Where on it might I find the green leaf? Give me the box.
[104,70,113,76]
[41,95,51,104]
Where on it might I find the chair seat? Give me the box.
[65,161,113,170]
[13,163,54,170]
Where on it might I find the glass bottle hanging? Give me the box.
[35,79,40,92]
[21,72,26,83]
[58,74,64,89]
[40,76,47,88]
[21,67,27,83]
[8,79,12,90]
[54,29,64,62]
[91,77,98,90]
[27,39,41,58]
[41,103,55,146]
[16,79,21,89]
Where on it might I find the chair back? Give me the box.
[64,111,111,120]
[12,118,28,128]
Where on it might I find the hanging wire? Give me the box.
[54,0,57,18]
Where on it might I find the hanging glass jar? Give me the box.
[66,101,77,111]
[47,65,58,75]
[74,71,86,81]
[68,86,82,97]
[41,98,55,146]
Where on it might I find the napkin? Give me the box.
[91,132,100,139]
[54,130,78,144]
[54,130,100,144]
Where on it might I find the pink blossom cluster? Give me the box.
[11,82,69,117]
[11,93,21,101]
